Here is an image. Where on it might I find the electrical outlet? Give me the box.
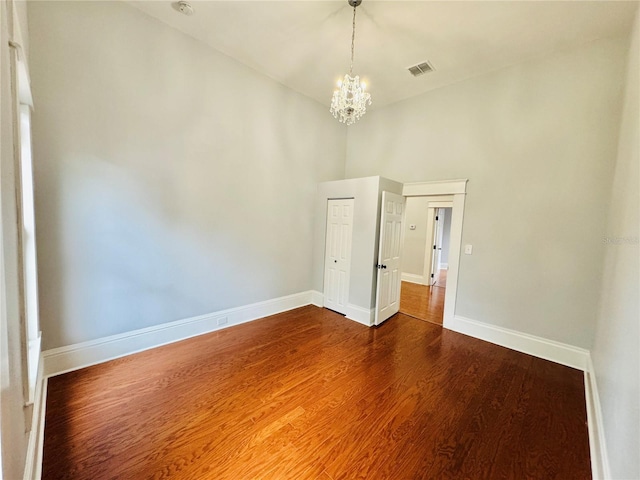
[217,316,228,326]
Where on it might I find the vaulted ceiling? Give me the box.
[131,1,638,108]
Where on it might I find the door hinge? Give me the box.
[431,273,434,278]
[435,215,439,221]
[433,245,436,250]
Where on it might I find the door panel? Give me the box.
[324,199,354,314]
[375,192,405,325]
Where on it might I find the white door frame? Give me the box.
[403,180,467,329]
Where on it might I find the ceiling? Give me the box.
[131,1,638,109]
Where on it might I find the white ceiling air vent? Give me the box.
[408,61,435,77]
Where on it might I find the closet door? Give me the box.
[323,199,354,314]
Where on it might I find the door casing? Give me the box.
[402,180,467,329]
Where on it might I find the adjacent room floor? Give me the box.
[399,269,447,324]
[43,306,591,479]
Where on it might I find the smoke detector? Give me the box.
[407,61,435,77]
[175,1,194,16]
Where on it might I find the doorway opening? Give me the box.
[400,179,467,330]
[399,199,452,325]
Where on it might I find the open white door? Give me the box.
[374,191,405,326]
[428,209,441,286]
[422,202,452,286]
[423,208,437,286]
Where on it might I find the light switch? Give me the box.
[409,224,416,230]
[464,244,473,255]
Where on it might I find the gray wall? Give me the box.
[0,1,30,478]
[592,9,639,480]
[401,196,429,278]
[345,36,628,348]
[28,1,346,350]
[401,202,452,279]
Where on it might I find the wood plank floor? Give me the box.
[43,306,591,479]
[435,269,447,288]
[399,271,447,325]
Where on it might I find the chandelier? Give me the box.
[330,0,371,125]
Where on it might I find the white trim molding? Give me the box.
[403,179,468,196]
[346,303,374,326]
[43,291,315,378]
[23,354,46,480]
[450,315,589,371]
[401,272,425,285]
[310,290,324,308]
[584,355,610,480]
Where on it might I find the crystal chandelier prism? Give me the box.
[330,0,371,125]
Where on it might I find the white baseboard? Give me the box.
[311,290,324,308]
[43,291,314,378]
[585,355,610,480]
[311,291,372,327]
[450,315,589,371]
[401,273,425,285]
[23,354,47,480]
[346,303,374,326]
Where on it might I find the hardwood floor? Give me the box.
[43,306,591,479]
[399,270,447,324]
[435,268,447,288]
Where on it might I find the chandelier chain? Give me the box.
[350,4,356,75]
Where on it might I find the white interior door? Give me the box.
[323,199,354,315]
[423,208,437,286]
[375,192,405,326]
[429,209,441,285]
[436,208,445,269]
[422,202,453,286]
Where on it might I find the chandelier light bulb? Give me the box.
[329,0,371,125]
[330,74,371,125]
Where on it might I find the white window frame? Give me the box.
[18,103,40,404]
[10,25,39,407]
